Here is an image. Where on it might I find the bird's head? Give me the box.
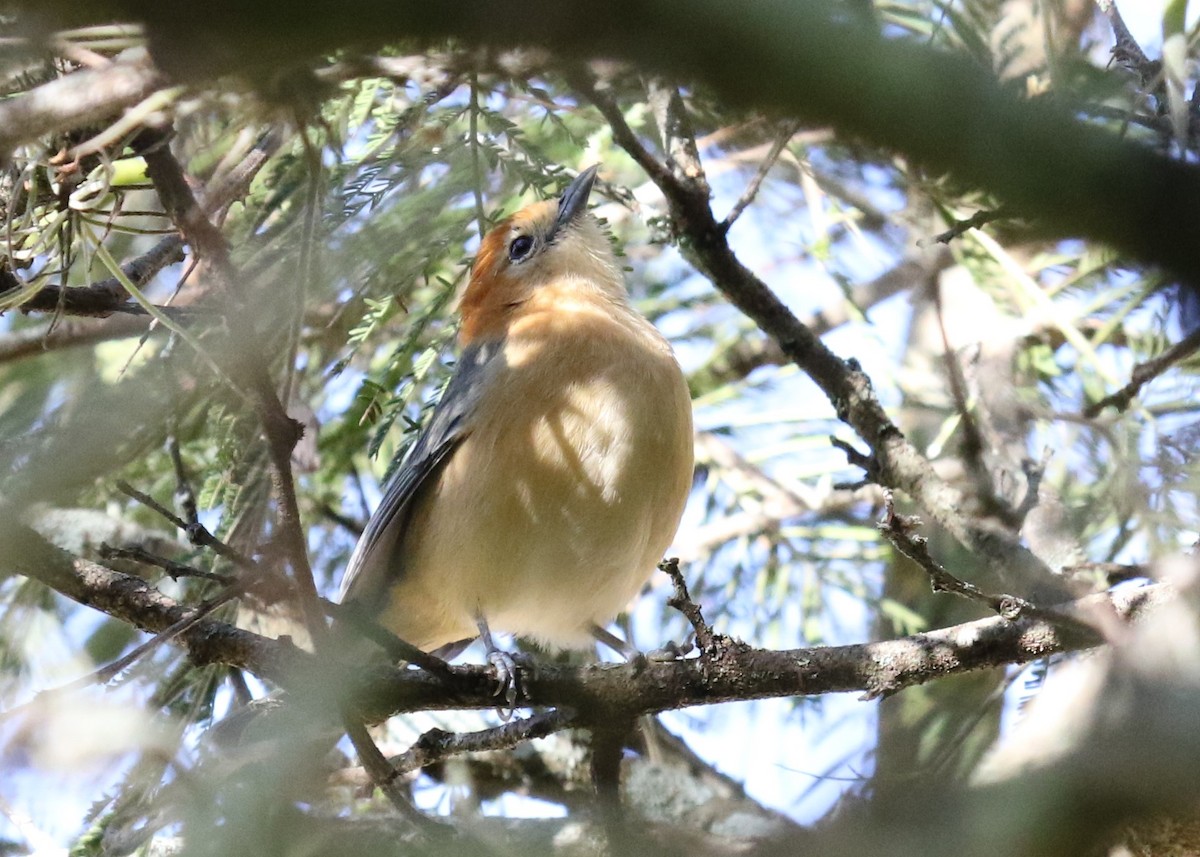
[459,165,625,343]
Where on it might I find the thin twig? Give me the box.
[2,234,185,316]
[280,126,323,409]
[116,479,186,530]
[693,250,951,387]
[168,436,199,528]
[932,278,997,505]
[660,558,715,651]
[1084,323,1200,417]
[370,710,574,781]
[116,480,257,570]
[92,241,248,401]
[317,502,364,538]
[1012,451,1049,525]
[14,578,252,706]
[227,667,254,705]
[322,599,457,682]
[925,206,1010,245]
[720,121,800,231]
[1079,102,1170,134]
[1063,561,1148,585]
[89,584,248,683]
[569,72,681,193]
[103,477,300,684]
[98,543,233,584]
[830,435,882,489]
[877,492,1098,641]
[341,717,453,838]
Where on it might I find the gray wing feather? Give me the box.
[338,340,499,606]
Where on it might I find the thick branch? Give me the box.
[359,585,1159,722]
[4,516,1163,725]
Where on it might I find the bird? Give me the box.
[338,165,694,682]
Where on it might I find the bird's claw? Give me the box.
[487,650,522,714]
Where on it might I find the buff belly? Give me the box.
[378,323,693,652]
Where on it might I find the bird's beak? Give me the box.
[551,164,599,240]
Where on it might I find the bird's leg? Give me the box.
[590,623,692,664]
[476,615,520,710]
[590,624,643,662]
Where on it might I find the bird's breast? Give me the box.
[384,297,694,650]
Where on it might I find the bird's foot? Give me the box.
[647,639,694,662]
[486,649,523,713]
[590,624,695,667]
[487,648,535,715]
[476,616,529,716]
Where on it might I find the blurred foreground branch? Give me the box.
[13,0,1200,283]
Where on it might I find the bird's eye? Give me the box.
[508,235,535,262]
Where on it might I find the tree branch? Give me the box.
[0,47,167,159]
[137,129,328,649]
[1,235,185,317]
[877,493,1098,639]
[1084,323,1200,417]
[0,314,159,364]
[17,0,1200,282]
[690,248,951,389]
[3,515,1164,726]
[2,518,303,685]
[356,584,1160,722]
[581,76,1065,601]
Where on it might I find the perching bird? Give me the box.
[339,165,694,670]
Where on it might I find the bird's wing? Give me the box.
[338,339,500,606]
